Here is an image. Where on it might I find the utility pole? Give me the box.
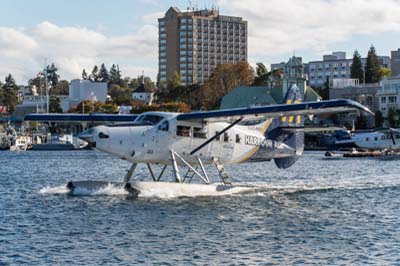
[45,58,49,113]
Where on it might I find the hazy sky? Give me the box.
[1,0,400,84]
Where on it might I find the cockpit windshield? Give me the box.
[136,115,164,125]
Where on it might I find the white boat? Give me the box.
[10,136,32,151]
[334,128,400,150]
[30,134,87,150]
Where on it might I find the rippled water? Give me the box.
[1,150,400,265]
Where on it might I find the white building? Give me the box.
[378,75,400,117]
[308,52,391,88]
[132,82,154,105]
[61,79,108,112]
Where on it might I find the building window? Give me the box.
[367,96,373,106]
[381,97,386,104]
[389,96,397,103]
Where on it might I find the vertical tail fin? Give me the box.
[266,84,305,169]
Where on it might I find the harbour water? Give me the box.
[1,150,400,265]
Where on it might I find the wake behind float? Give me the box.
[66,180,140,198]
[65,180,254,198]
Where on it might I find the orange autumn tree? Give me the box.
[201,61,254,109]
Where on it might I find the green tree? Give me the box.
[138,75,156,91]
[388,108,400,127]
[253,62,268,86]
[167,71,181,92]
[98,63,110,83]
[128,78,140,89]
[350,50,364,83]
[315,77,330,100]
[50,80,69,95]
[90,65,99,82]
[108,84,132,105]
[365,45,383,83]
[379,67,391,78]
[82,69,88,80]
[109,64,122,85]
[2,74,18,113]
[49,96,63,113]
[374,110,383,127]
[45,63,60,87]
[0,81,3,107]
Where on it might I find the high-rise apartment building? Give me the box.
[391,48,400,77]
[158,7,248,86]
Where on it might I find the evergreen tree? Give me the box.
[365,45,383,83]
[82,69,88,80]
[2,74,18,113]
[49,96,63,113]
[109,64,122,85]
[374,110,383,127]
[90,65,99,82]
[0,81,3,106]
[45,63,60,87]
[350,50,364,83]
[253,62,269,86]
[98,63,110,83]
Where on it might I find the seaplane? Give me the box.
[333,128,400,150]
[66,84,372,197]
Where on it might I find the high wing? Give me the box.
[176,99,373,123]
[24,113,138,122]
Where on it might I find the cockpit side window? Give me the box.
[158,120,169,131]
[137,115,164,125]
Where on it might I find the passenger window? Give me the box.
[374,136,378,141]
[193,127,207,138]
[381,136,385,140]
[177,125,191,137]
[158,120,169,131]
[215,131,220,141]
[224,132,229,142]
[236,134,241,143]
[366,137,369,141]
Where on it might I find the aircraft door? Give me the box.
[155,120,170,156]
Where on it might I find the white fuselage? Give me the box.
[88,112,293,166]
[336,130,400,150]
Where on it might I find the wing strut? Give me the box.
[190,117,243,155]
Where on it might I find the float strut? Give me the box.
[123,163,137,183]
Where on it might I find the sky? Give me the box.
[1,0,400,84]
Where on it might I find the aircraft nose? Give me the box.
[78,128,96,147]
